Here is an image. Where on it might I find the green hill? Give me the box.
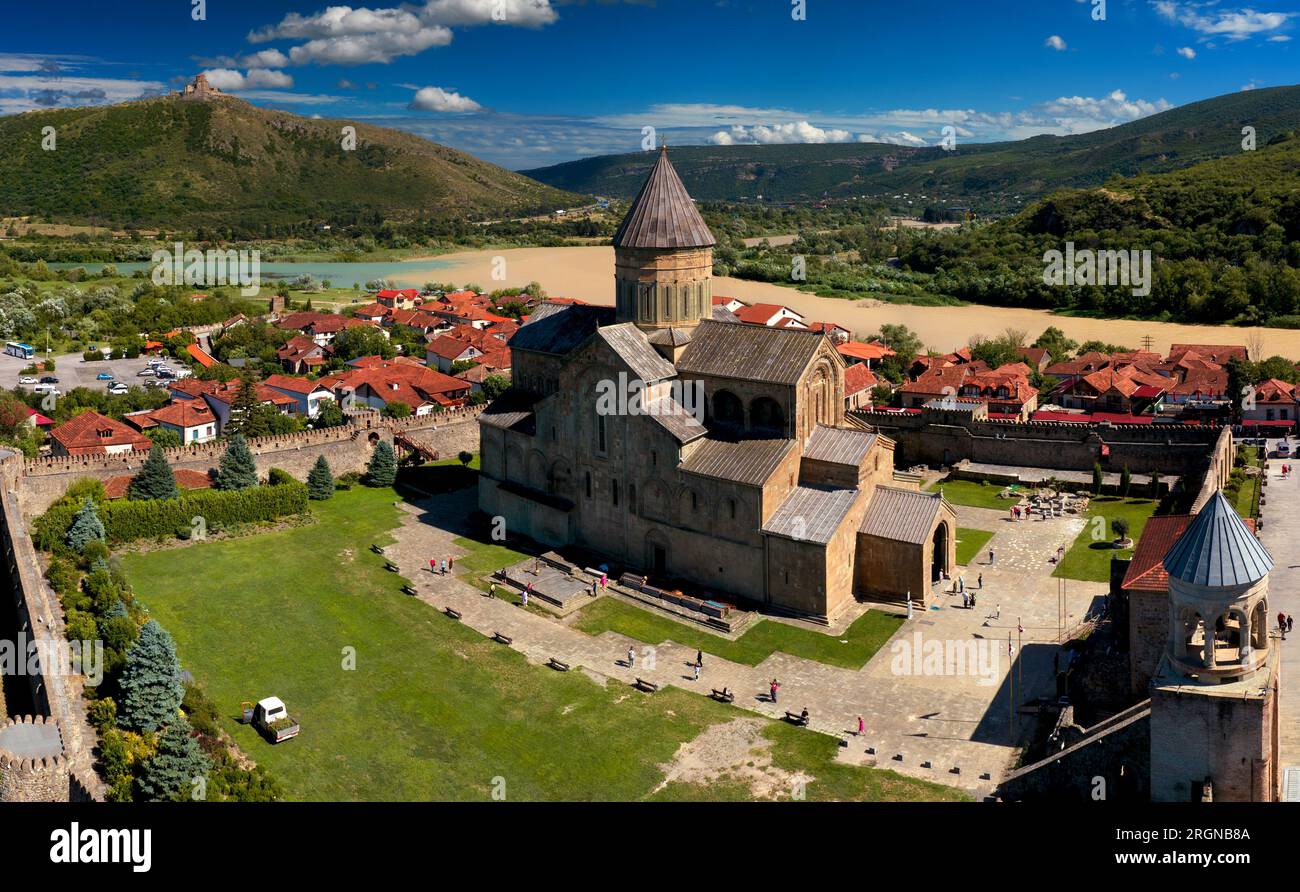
[0,94,583,229]
[524,85,1300,210]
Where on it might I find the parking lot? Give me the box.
[0,349,190,395]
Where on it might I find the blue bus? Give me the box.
[4,342,35,360]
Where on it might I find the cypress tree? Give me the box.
[129,442,179,501]
[1119,465,1132,498]
[1091,462,1104,495]
[136,715,211,802]
[366,441,397,487]
[227,375,260,436]
[307,455,335,500]
[119,620,184,732]
[66,498,106,552]
[215,433,259,491]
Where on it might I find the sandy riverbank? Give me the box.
[395,246,1300,357]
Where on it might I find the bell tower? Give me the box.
[613,146,716,337]
[1149,489,1280,802]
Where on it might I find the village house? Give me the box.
[276,335,332,374]
[48,410,152,457]
[146,400,220,444]
[836,339,896,370]
[375,288,421,310]
[1241,378,1296,425]
[263,374,338,418]
[322,359,470,416]
[731,303,806,328]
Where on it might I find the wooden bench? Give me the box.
[710,688,735,704]
[493,632,513,645]
[444,607,462,620]
[370,544,385,555]
[384,561,399,573]
[784,711,810,727]
[548,657,570,672]
[634,677,658,693]
[400,584,417,596]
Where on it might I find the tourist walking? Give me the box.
[440,559,448,575]
[988,549,996,565]
[488,581,497,599]
[627,646,635,668]
[857,716,864,736]
[770,679,780,704]
[448,556,454,571]
[591,580,598,598]
[522,583,531,609]
[429,558,437,574]
[1279,612,1287,640]
[692,663,700,682]
[962,590,969,609]
[978,573,983,589]
[696,649,703,668]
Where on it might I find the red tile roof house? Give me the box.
[352,302,391,324]
[263,374,338,419]
[426,334,485,373]
[843,362,879,411]
[197,382,297,434]
[327,362,470,416]
[147,400,220,444]
[711,295,745,314]
[836,339,897,369]
[806,321,851,343]
[276,335,332,374]
[276,312,381,346]
[732,303,805,327]
[1241,378,1297,424]
[375,288,420,309]
[49,410,152,457]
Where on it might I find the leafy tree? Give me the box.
[332,326,395,363]
[1113,517,1131,542]
[307,455,335,500]
[314,400,345,428]
[480,375,510,401]
[384,400,412,419]
[146,427,182,449]
[119,620,184,732]
[458,450,473,467]
[136,715,210,802]
[66,498,106,551]
[366,441,397,487]
[129,443,179,501]
[214,433,259,491]
[1032,326,1077,363]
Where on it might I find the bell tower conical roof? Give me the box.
[612,146,715,250]
[1162,489,1273,588]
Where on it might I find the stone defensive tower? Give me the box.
[1149,489,1279,801]
[612,146,716,345]
[0,715,72,802]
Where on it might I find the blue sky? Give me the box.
[2,0,1296,168]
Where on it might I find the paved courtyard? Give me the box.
[386,488,1105,797]
[1258,451,1300,791]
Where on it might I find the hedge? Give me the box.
[35,481,309,550]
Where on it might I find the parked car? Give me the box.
[156,369,175,380]
[96,372,114,381]
[107,383,128,395]
[137,368,155,377]
[39,375,58,384]
[33,384,60,396]
[17,376,36,385]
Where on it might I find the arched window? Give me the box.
[585,471,592,499]
[612,479,620,506]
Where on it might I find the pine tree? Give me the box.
[227,375,260,436]
[119,620,184,732]
[136,715,211,802]
[129,443,179,501]
[214,433,259,491]
[366,441,397,487]
[307,455,335,500]
[66,498,106,551]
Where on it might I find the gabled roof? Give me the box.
[763,485,860,544]
[186,343,217,368]
[843,362,878,396]
[594,324,676,383]
[1122,515,1193,593]
[679,436,795,486]
[612,146,715,250]
[508,301,615,356]
[803,425,877,466]
[49,410,151,455]
[1162,489,1273,588]
[263,374,331,395]
[676,320,828,386]
[836,340,895,363]
[149,400,217,430]
[859,486,948,545]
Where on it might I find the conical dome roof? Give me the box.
[1162,489,1273,588]
[612,147,715,250]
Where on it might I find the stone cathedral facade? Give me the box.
[478,147,954,623]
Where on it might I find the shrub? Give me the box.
[66,498,106,552]
[136,716,210,802]
[266,467,295,487]
[1113,517,1131,541]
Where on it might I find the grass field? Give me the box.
[572,597,902,670]
[927,478,1019,510]
[1052,497,1160,583]
[955,528,995,566]
[121,486,960,801]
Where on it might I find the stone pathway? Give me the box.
[384,490,1103,798]
[1258,455,1300,789]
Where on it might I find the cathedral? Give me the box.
[478,147,954,622]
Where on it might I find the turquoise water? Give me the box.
[47,259,452,288]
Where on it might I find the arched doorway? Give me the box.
[645,529,669,578]
[931,523,949,583]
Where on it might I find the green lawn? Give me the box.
[927,478,1020,510]
[572,597,902,670]
[121,487,959,801]
[1052,497,1160,582]
[955,528,995,566]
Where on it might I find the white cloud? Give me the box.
[195,48,290,69]
[1045,35,1067,51]
[709,121,855,145]
[408,85,482,112]
[201,68,295,90]
[1176,46,1196,59]
[1152,2,1291,41]
[0,72,165,111]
